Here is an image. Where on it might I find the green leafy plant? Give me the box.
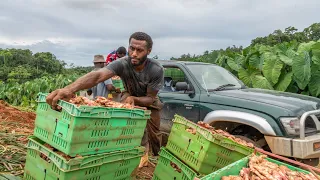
[0,74,82,109]
[217,40,320,98]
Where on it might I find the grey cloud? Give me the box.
[0,0,319,66]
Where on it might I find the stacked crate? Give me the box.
[24,93,150,180]
[152,114,254,180]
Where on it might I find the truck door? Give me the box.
[158,66,200,133]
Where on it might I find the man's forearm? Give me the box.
[66,71,112,93]
[133,96,154,107]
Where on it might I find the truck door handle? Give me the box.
[184,104,193,109]
[184,104,194,107]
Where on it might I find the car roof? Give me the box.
[156,60,214,66]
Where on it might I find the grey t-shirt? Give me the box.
[105,57,164,97]
[88,68,113,99]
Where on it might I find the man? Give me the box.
[46,32,164,168]
[87,55,120,99]
[106,46,127,65]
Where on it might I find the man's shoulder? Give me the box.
[147,58,163,71]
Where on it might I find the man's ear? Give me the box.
[147,48,152,55]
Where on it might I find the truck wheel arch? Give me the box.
[203,110,277,136]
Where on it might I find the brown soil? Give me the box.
[0,100,156,178]
[0,100,36,134]
[132,162,156,180]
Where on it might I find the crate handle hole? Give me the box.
[170,162,182,173]
[51,106,62,112]
[186,139,191,150]
[58,132,63,137]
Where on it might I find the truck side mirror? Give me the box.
[176,82,189,91]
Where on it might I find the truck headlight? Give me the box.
[280,117,300,135]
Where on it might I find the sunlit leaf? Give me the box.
[308,71,320,97]
[292,51,311,89]
[274,71,293,91]
[252,75,274,90]
[262,52,283,85]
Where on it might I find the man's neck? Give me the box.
[134,59,148,72]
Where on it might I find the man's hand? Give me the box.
[46,88,74,110]
[115,88,121,93]
[45,68,115,108]
[87,90,92,96]
[123,96,135,105]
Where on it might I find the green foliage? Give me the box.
[252,75,274,90]
[238,68,260,87]
[309,71,320,97]
[251,23,320,46]
[274,71,293,92]
[0,48,92,83]
[0,74,82,109]
[0,48,93,108]
[262,53,283,85]
[221,40,320,97]
[172,23,320,98]
[292,51,312,89]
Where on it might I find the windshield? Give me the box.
[186,64,244,90]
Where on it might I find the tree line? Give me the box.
[0,49,92,83]
[171,23,320,63]
[171,23,320,98]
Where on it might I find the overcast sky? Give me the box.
[0,0,319,66]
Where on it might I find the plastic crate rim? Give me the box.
[27,136,145,170]
[36,92,151,117]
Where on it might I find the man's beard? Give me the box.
[130,55,148,67]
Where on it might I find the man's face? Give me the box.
[128,38,151,66]
[94,62,104,68]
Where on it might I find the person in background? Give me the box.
[106,46,127,65]
[87,55,120,99]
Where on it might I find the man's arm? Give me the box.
[125,88,158,107]
[46,69,114,108]
[66,69,114,93]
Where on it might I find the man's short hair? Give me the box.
[129,32,153,49]
[116,46,127,55]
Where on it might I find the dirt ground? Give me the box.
[0,100,155,179]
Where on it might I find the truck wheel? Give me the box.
[234,135,262,148]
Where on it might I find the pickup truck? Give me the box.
[157,60,320,167]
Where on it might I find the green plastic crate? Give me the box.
[201,155,312,180]
[24,136,144,180]
[152,147,203,180]
[112,79,125,91]
[34,93,150,157]
[166,114,254,175]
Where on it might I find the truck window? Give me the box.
[162,67,186,92]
